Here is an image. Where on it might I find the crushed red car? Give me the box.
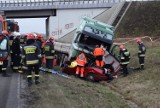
[62,63,120,82]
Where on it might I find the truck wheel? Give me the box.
[86,73,95,82]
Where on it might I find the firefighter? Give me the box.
[20,34,27,46]
[119,45,130,77]
[21,34,42,86]
[11,35,21,72]
[76,50,87,78]
[44,36,55,73]
[0,31,10,77]
[136,38,146,70]
[36,34,44,68]
[93,44,105,67]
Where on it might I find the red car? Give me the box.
[62,64,120,82]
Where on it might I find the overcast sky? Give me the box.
[14,18,46,34]
[4,0,47,34]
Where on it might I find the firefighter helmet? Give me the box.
[27,34,35,40]
[136,38,142,43]
[119,45,125,50]
[2,30,8,35]
[37,34,43,39]
[48,36,54,41]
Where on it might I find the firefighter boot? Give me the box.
[35,76,40,85]
[28,78,33,87]
[2,71,10,77]
[35,80,40,85]
[141,65,144,70]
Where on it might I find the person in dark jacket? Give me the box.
[136,38,146,70]
[119,45,130,77]
[0,31,10,77]
[21,34,42,86]
[36,34,44,68]
[44,36,55,73]
[11,35,21,72]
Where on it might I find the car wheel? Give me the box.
[86,73,95,82]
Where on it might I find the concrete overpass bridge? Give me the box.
[0,0,128,40]
[0,0,123,18]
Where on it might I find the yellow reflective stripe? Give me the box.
[51,50,55,53]
[46,56,54,59]
[35,74,39,77]
[2,68,6,70]
[22,66,28,69]
[140,64,144,65]
[27,75,32,78]
[26,60,39,64]
[121,57,125,59]
[124,51,129,56]
[121,61,129,64]
[21,55,25,58]
[44,46,50,51]
[13,67,19,69]
[38,54,42,58]
[140,54,145,57]
[138,50,142,53]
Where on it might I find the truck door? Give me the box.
[103,44,121,73]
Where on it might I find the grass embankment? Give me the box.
[28,73,129,108]
[26,39,160,108]
[115,1,160,38]
[110,40,160,108]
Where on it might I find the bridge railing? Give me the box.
[0,0,126,7]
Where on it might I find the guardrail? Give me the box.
[0,0,126,7]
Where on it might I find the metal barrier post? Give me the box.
[52,0,53,5]
[21,0,23,6]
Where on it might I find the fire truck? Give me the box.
[0,15,20,61]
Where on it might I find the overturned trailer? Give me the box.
[54,17,121,81]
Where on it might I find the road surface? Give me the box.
[0,68,21,108]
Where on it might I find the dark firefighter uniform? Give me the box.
[21,34,42,86]
[44,36,55,73]
[9,35,14,68]
[11,36,21,72]
[119,45,130,77]
[93,45,105,67]
[76,51,87,77]
[136,38,146,69]
[0,31,10,77]
[36,34,44,68]
[20,35,27,46]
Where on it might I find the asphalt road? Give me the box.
[0,69,20,108]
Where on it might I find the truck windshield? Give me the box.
[75,32,112,52]
[84,26,113,40]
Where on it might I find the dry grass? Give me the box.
[110,41,160,108]
[26,40,160,108]
[28,72,130,108]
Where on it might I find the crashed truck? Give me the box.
[54,17,121,81]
